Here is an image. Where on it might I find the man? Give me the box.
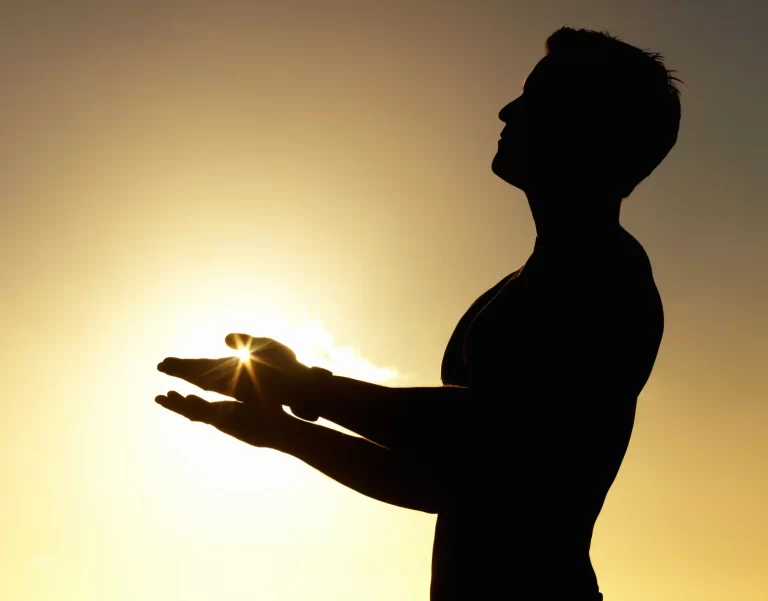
[156,27,682,599]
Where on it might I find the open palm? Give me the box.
[155,334,314,445]
[157,334,310,408]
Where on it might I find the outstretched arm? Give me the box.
[291,375,471,453]
[272,413,441,513]
[155,391,441,513]
[158,335,472,452]
[220,332,472,450]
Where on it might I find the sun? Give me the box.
[234,347,252,362]
[154,309,407,499]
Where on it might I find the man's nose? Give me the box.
[498,95,524,123]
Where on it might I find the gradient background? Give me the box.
[2,1,766,600]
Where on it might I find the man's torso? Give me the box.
[432,228,664,599]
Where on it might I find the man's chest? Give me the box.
[460,257,651,395]
[462,265,568,370]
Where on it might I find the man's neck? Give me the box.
[525,189,623,252]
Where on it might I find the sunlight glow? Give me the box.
[155,307,407,501]
[234,347,252,361]
[166,308,405,386]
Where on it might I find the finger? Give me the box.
[158,357,237,374]
[182,395,261,443]
[157,357,241,394]
[224,334,292,357]
[225,333,275,353]
[155,390,218,423]
[187,394,244,429]
[225,334,297,366]
[156,391,244,426]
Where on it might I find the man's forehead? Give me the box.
[522,55,596,93]
[523,56,565,91]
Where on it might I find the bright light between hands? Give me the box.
[234,347,252,362]
[159,314,405,496]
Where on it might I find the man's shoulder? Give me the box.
[530,229,663,334]
[615,230,663,309]
[528,230,656,296]
[580,228,659,296]
[590,230,664,344]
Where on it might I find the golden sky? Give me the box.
[1,1,767,600]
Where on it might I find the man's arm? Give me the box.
[157,348,472,453]
[291,377,471,452]
[155,391,441,513]
[269,414,441,513]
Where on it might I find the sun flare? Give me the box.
[156,309,406,496]
[234,347,252,361]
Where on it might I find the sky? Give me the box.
[1,1,766,600]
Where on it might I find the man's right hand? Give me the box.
[155,390,287,448]
[157,334,324,418]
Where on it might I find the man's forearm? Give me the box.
[268,415,440,513]
[292,377,471,451]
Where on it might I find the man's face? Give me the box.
[491,55,596,192]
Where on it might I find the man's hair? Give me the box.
[544,27,683,198]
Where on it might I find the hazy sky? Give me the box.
[2,1,766,600]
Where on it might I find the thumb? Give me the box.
[225,333,273,352]
[225,333,296,361]
[225,332,252,351]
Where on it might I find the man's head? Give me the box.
[492,27,683,200]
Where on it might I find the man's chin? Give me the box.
[491,155,526,190]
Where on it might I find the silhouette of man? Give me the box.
[156,27,682,600]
